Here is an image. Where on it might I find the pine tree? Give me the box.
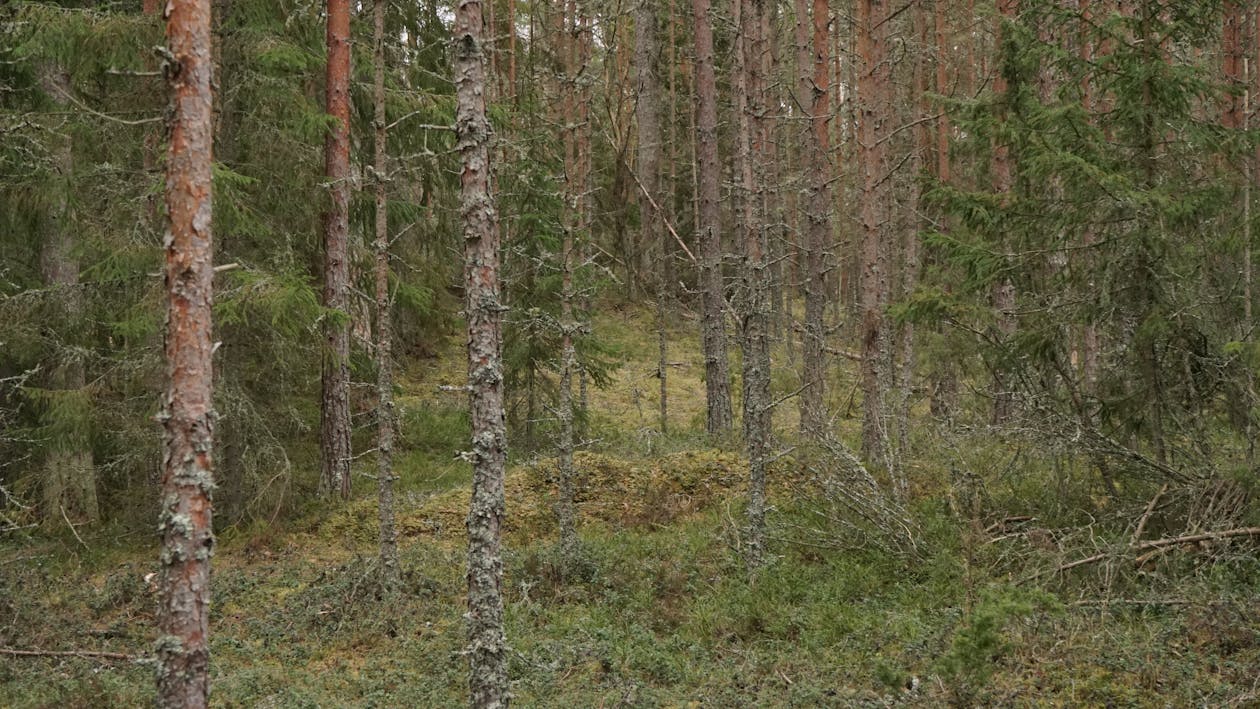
[321,0,353,500]
[454,0,509,701]
[155,0,215,703]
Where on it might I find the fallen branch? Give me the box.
[0,647,140,662]
[1022,551,1111,584]
[1134,527,1260,552]
[1130,484,1168,547]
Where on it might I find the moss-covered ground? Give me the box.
[2,308,1259,707]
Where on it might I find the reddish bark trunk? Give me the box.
[156,0,215,705]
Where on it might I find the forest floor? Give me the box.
[3,305,1260,707]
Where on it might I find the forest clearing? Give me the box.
[3,0,1260,706]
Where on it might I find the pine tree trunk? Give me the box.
[321,0,353,499]
[796,0,832,439]
[156,0,215,704]
[636,0,667,435]
[692,0,734,435]
[36,63,98,526]
[929,0,959,420]
[990,0,1018,427]
[857,0,891,464]
[556,0,579,562]
[372,0,400,589]
[734,0,773,569]
[455,0,509,702]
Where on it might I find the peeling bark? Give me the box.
[156,0,215,705]
[455,0,510,703]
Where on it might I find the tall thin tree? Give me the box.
[321,0,353,499]
[372,0,400,587]
[734,0,773,568]
[155,0,215,704]
[635,0,666,434]
[796,0,832,438]
[692,0,734,435]
[857,0,891,463]
[455,0,509,702]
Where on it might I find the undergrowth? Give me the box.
[2,309,1259,706]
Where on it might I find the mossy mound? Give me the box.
[323,450,747,546]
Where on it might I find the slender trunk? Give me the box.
[896,0,929,470]
[796,0,832,438]
[929,0,958,420]
[577,9,593,420]
[156,0,215,703]
[636,0,667,434]
[372,0,400,588]
[734,0,772,569]
[693,0,734,434]
[1078,0,1099,399]
[36,63,98,525]
[857,0,890,463]
[556,0,579,561]
[990,0,1018,427]
[321,0,353,500]
[508,0,517,102]
[455,0,509,702]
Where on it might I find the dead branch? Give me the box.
[0,647,140,662]
[1134,527,1260,552]
[1130,484,1168,547]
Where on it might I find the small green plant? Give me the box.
[936,586,1056,705]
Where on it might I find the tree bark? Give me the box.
[990,0,1018,427]
[321,0,353,499]
[556,0,580,561]
[857,0,891,464]
[636,0,667,436]
[692,0,734,435]
[796,0,832,439]
[372,0,400,589]
[929,0,959,420]
[734,0,773,569]
[36,63,97,526]
[156,0,215,704]
[455,0,509,703]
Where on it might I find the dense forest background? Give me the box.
[3,0,1260,705]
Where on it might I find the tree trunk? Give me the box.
[734,0,773,569]
[692,0,734,435]
[156,0,215,704]
[556,0,579,562]
[796,0,832,438]
[929,0,959,420]
[321,0,353,500]
[372,0,400,589]
[455,0,510,702]
[989,0,1018,427]
[36,63,98,526]
[857,0,891,464]
[636,0,667,435]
